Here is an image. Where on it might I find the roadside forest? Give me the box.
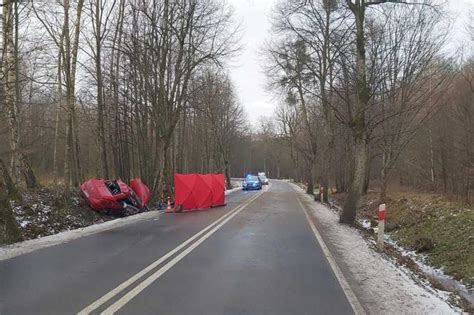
[263,0,473,223]
[1,0,244,241]
[0,0,473,243]
[260,0,473,293]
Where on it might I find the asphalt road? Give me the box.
[0,181,355,315]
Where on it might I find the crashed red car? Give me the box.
[80,178,151,215]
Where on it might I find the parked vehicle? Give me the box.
[258,174,269,185]
[242,175,262,191]
[80,179,150,215]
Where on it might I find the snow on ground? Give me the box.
[292,183,460,315]
[2,181,242,261]
[226,180,242,195]
[385,237,474,306]
[0,210,164,261]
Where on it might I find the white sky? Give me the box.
[227,0,474,126]
[228,0,277,126]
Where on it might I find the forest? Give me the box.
[0,0,472,230]
[262,0,473,224]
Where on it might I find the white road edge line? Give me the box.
[78,191,263,315]
[295,194,366,315]
[100,191,264,315]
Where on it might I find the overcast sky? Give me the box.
[227,0,474,126]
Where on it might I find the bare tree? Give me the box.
[275,102,302,181]
[191,70,245,188]
[0,158,22,244]
[86,0,118,178]
[1,0,38,189]
[365,4,448,201]
[338,0,443,224]
[271,0,350,200]
[33,0,86,188]
[119,0,239,195]
[266,39,319,194]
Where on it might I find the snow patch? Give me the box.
[386,237,474,306]
[358,218,372,230]
[225,180,243,195]
[0,210,164,261]
[291,183,460,314]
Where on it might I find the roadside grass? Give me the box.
[386,193,473,288]
[331,191,473,289]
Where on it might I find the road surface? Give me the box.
[0,181,357,315]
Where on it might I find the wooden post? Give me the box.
[377,203,386,251]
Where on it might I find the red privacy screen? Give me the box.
[174,173,226,211]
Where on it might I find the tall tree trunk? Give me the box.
[95,0,109,179]
[0,159,18,199]
[2,0,38,189]
[161,141,173,197]
[19,156,37,189]
[0,158,22,244]
[53,26,65,186]
[224,159,232,190]
[340,2,370,224]
[341,136,368,223]
[63,0,85,189]
[3,0,20,184]
[363,152,370,195]
[428,122,436,192]
[305,159,315,195]
[380,152,389,202]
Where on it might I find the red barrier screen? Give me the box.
[130,179,151,208]
[174,173,225,211]
[211,173,225,206]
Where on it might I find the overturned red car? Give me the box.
[80,178,151,215]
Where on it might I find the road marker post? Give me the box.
[320,186,324,203]
[377,204,386,251]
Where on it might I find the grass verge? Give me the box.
[331,191,473,289]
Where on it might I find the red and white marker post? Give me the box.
[377,203,386,251]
